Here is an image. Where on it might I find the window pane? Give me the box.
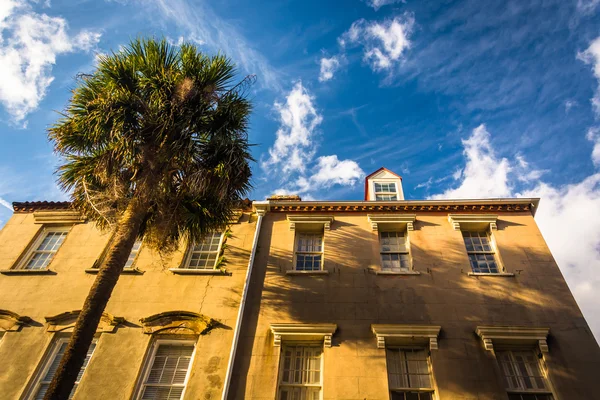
[279,345,322,400]
[387,349,432,390]
[375,182,396,193]
[24,231,68,270]
[468,254,499,273]
[185,232,222,269]
[376,194,398,201]
[124,239,142,268]
[497,350,549,392]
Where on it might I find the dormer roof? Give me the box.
[364,167,404,201]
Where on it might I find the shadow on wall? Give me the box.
[229,214,596,397]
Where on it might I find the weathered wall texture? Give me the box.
[0,211,256,400]
[230,211,600,400]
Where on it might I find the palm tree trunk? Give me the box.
[44,197,148,399]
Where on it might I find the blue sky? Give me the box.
[1,0,600,337]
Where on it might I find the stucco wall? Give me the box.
[229,211,600,400]
[0,211,256,400]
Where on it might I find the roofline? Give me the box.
[254,198,541,217]
[12,201,72,212]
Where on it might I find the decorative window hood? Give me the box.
[475,326,550,353]
[140,311,217,335]
[448,214,498,231]
[371,324,441,350]
[286,215,334,231]
[367,214,416,231]
[45,310,124,333]
[270,323,337,347]
[33,211,86,224]
[0,309,32,332]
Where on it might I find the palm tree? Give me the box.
[44,38,253,399]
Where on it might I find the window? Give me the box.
[20,228,69,270]
[29,338,96,399]
[294,232,323,271]
[124,239,143,269]
[380,231,411,272]
[497,350,554,400]
[375,182,398,201]
[183,232,223,270]
[386,348,434,400]
[462,231,500,273]
[278,345,322,400]
[138,341,195,400]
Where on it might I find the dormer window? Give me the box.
[364,167,404,201]
[374,182,398,201]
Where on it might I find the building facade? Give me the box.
[0,168,599,399]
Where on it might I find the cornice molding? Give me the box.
[475,326,550,353]
[270,323,337,347]
[0,309,32,332]
[371,324,441,350]
[287,215,334,231]
[448,214,498,231]
[45,310,124,333]
[33,211,86,225]
[368,214,416,231]
[140,311,217,335]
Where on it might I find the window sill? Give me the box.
[84,268,144,275]
[0,269,54,275]
[169,268,227,275]
[468,272,515,277]
[286,270,330,276]
[375,270,421,275]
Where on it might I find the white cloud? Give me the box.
[363,0,406,11]
[0,0,101,123]
[0,197,11,211]
[431,124,512,199]
[264,84,364,197]
[576,0,600,14]
[262,82,322,174]
[587,127,600,167]
[340,14,414,72]
[319,56,340,82]
[578,36,600,117]
[432,124,600,339]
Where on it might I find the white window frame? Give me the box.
[25,337,97,400]
[379,229,413,272]
[385,346,436,399]
[134,339,197,400]
[124,238,143,270]
[294,231,324,272]
[496,349,555,399]
[181,232,224,270]
[373,181,400,201]
[277,342,324,400]
[17,226,71,270]
[462,230,504,274]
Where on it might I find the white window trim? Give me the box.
[181,232,224,270]
[134,339,197,400]
[462,230,509,275]
[371,324,441,351]
[270,323,337,348]
[386,346,436,395]
[277,343,324,400]
[293,231,325,272]
[16,225,71,270]
[475,326,550,353]
[24,337,97,400]
[373,180,401,201]
[286,215,334,231]
[378,230,414,274]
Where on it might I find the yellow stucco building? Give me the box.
[0,168,599,399]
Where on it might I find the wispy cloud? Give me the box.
[262,83,364,198]
[0,0,101,123]
[143,0,281,91]
[340,13,414,72]
[587,127,600,167]
[578,36,600,117]
[363,0,406,11]
[431,124,600,339]
[576,0,600,14]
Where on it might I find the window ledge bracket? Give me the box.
[0,269,54,275]
[286,270,330,276]
[170,268,228,275]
